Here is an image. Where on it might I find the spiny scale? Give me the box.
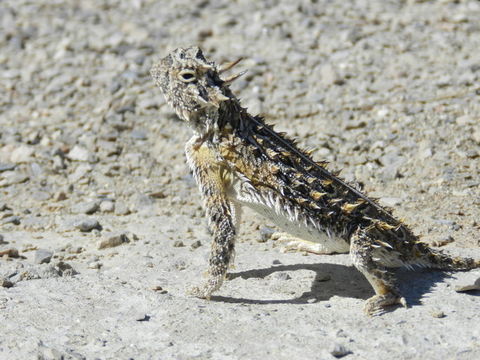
[150,46,479,315]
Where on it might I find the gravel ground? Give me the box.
[1,0,480,359]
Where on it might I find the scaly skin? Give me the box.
[150,46,479,315]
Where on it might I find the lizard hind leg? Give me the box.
[350,227,407,316]
[273,232,338,255]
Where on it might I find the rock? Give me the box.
[149,191,166,199]
[258,226,275,242]
[455,277,480,292]
[136,314,151,322]
[131,129,148,140]
[152,285,168,294]
[67,246,84,254]
[472,129,480,143]
[319,63,343,86]
[34,249,53,264]
[173,240,185,247]
[37,342,66,360]
[131,193,155,212]
[431,236,455,247]
[0,277,14,288]
[75,218,101,232]
[71,201,99,215]
[0,172,29,187]
[32,191,51,202]
[99,200,115,213]
[0,234,5,244]
[0,163,16,172]
[190,240,202,249]
[88,261,102,269]
[97,232,129,249]
[432,219,455,226]
[379,197,402,207]
[67,145,90,161]
[456,114,475,126]
[10,145,34,163]
[431,310,446,318]
[114,201,130,216]
[2,216,21,225]
[330,344,351,358]
[55,261,78,277]
[30,162,43,177]
[316,274,332,282]
[0,248,20,258]
[54,191,67,201]
[68,164,92,183]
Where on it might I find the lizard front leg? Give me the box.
[185,137,236,299]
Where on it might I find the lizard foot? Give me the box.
[187,274,225,300]
[363,293,408,316]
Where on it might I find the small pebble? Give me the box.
[455,277,480,292]
[10,145,34,163]
[72,201,99,215]
[258,226,275,242]
[114,202,130,216]
[316,274,332,282]
[98,232,129,249]
[431,311,446,318]
[67,145,90,161]
[0,163,16,172]
[379,197,402,207]
[88,261,103,269]
[431,235,454,247]
[100,200,115,213]
[190,240,202,249]
[34,249,53,264]
[0,277,14,288]
[136,314,151,322]
[2,216,21,225]
[152,285,168,294]
[76,218,101,232]
[330,344,351,358]
[54,191,67,201]
[456,114,475,126]
[0,248,19,258]
[173,240,185,247]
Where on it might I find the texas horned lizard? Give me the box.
[150,46,479,315]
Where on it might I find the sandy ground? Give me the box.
[1,0,480,359]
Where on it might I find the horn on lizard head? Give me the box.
[219,57,243,73]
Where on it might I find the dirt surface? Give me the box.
[1,0,480,359]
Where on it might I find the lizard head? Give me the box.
[150,46,244,128]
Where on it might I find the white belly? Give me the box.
[230,178,350,253]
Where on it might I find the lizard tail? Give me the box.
[419,245,479,271]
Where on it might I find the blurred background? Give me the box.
[1,0,478,244]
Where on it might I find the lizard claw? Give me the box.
[187,285,212,300]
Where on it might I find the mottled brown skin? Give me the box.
[151,46,479,315]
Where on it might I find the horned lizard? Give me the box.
[150,46,479,315]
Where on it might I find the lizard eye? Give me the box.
[178,69,197,83]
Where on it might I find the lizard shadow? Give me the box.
[211,261,449,306]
